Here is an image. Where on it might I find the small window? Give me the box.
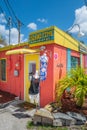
[0,59,6,81]
[71,56,80,68]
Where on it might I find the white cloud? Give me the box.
[9,28,24,44]
[10,28,19,44]
[37,18,47,23]
[0,13,26,46]
[69,6,87,34]
[0,24,24,45]
[27,22,37,30]
[0,13,7,24]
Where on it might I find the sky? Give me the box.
[0,0,87,46]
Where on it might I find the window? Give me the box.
[29,62,36,74]
[0,59,6,81]
[71,56,80,68]
[28,62,36,80]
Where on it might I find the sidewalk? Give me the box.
[0,100,36,130]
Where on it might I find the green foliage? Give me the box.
[56,66,87,107]
[27,121,68,130]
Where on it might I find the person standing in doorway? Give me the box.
[28,70,40,106]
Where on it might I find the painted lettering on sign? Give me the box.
[29,29,54,44]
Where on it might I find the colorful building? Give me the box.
[0,26,87,107]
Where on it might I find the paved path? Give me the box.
[0,111,29,130]
[0,100,36,130]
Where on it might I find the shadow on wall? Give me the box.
[59,68,62,79]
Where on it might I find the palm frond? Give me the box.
[56,66,87,107]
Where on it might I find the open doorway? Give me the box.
[24,53,40,105]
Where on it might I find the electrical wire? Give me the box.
[4,0,24,26]
[84,0,87,6]
[0,5,8,22]
[0,0,26,43]
[3,0,17,28]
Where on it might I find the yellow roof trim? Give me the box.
[29,40,54,47]
[0,42,29,52]
[6,48,38,55]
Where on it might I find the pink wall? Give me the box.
[84,55,87,68]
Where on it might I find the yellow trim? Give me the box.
[54,26,80,51]
[0,26,87,53]
[29,26,81,51]
[6,48,39,55]
[29,40,54,47]
[0,42,29,52]
[24,53,40,102]
[29,26,87,53]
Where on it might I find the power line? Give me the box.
[6,0,24,43]
[3,0,24,43]
[3,0,17,28]
[0,5,8,22]
[6,0,23,24]
[84,0,87,6]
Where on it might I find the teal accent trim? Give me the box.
[67,49,71,71]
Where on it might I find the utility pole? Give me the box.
[18,20,21,44]
[17,19,24,44]
[8,17,11,45]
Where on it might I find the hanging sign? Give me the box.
[29,27,54,44]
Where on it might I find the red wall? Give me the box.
[40,44,67,107]
[40,44,54,107]
[53,44,67,101]
[71,50,80,57]
[0,49,24,99]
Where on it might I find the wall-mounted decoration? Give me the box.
[56,63,63,67]
[54,53,58,60]
[14,70,19,76]
[40,53,48,81]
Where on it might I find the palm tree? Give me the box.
[56,66,87,107]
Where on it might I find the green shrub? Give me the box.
[56,66,87,107]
